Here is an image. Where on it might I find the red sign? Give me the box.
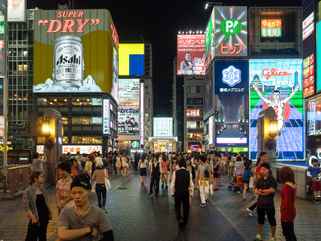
[37,10,102,33]
[177,34,205,75]
[262,68,290,80]
[220,43,244,56]
[303,54,315,98]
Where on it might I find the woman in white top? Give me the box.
[121,154,129,176]
[138,155,148,186]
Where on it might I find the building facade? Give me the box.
[7,9,33,152]
[183,75,206,152]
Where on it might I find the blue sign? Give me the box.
[214,60,249,147]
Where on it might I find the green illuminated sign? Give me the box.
[220,19,241,39]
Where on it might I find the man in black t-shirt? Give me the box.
[171,159,192,228]
[254,163,277,241]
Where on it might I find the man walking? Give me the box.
[171,159,193,228]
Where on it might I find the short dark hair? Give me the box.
[57,162,71,174]
[30,171,42,185]
[71,173,91,190]
[279,167,295,184]
[178,159,186,168]
[260,163,271,170]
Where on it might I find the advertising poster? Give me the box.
[102,99,110,135]
[118,78,140,135]
[153,117,173,137]
[303,54,315,97]
[307,97,321,136]
[249,59,304,160]
[119,43,144,77]
[214,6,247,57]
[33,9,116,93]
[8,0,25,22]
[177,34,205,75]
[111,47,119,102]
[214,60,249,147]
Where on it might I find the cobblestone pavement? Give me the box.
[0,173,320,241]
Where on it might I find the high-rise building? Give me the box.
[7,10,34,151]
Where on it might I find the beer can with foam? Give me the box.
[54,35,84,84]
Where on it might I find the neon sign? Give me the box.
[261,19,282,37]
[37,10,102,33]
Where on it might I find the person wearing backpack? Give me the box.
[196,156,211,208]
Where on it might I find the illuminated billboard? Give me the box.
[118,78,140,135]
[8,0,25,22]
[214,6,247,57]
[317,21,321,92]
[249,8,301,57]
[205,9,214,65]
[303,12,314,41]
[153,117,173,137]
[177,34,205,75]
[307,97,321,136]
[111,47,119,102]
[119,43,144,76]
[102,99,110,135]
[303,54,315,97]
[33,9,116,93]
[261,19,282,38]
[214,60,249,147]
[249,59,304,160]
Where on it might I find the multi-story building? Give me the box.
[7,9,33,152]
[172,59,184,152]
[183,75,206,152]
[118,42,153,153]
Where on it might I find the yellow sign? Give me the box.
[0,144,13,152]
[119,43,144,76]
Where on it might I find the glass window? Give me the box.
[187,121,197,129]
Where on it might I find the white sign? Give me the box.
[222,65,241,87]
[140,82,144,145]
[36,145,44,154]
[303,12,314,41]
[153,117,173,137]
[103,99,110,135]
[216,137,247,144]
[208,116,214,145]
[0,116,4,137]
[62,145,102,154]
[8,0,25,22]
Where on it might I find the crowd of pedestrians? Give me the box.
[24,150,301,241]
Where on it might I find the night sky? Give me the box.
[29,0,302,116]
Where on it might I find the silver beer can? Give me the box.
[54,35,84,84]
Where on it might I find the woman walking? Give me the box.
[23,172,52,241]
[138,154,148,186]
[56,162,73,213]
[279,167,297,241]
[92,159,108,211]
[160,154,169,190]
[115,154,122,175]
[149,156,160,197]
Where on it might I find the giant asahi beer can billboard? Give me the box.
[33,9,117,93]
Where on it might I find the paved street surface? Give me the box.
[0,174,321,241]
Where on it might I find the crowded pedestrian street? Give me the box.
[1,171,321,241]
